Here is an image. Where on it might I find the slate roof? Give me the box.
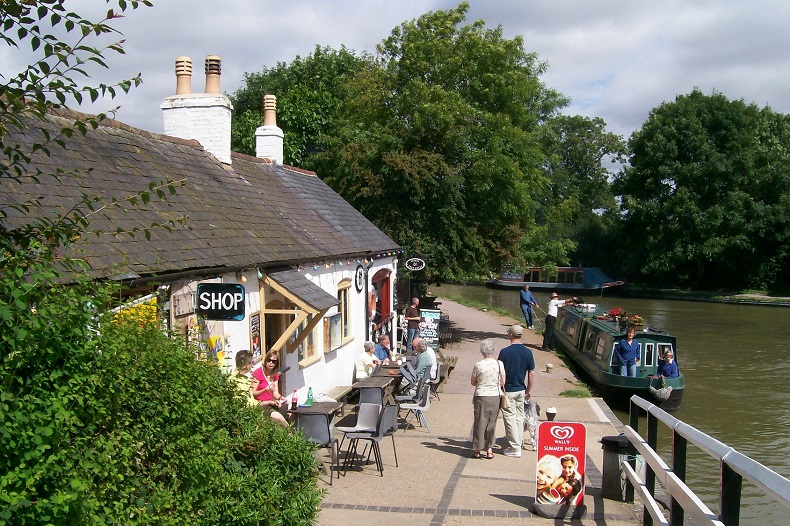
[2,108,399,282]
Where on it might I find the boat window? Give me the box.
[658,343,673,361]
[595,338,606,359]
[575,271,584,284]
[644,342,655,366]
[584,332,595,354]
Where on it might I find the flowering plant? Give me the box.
[608,307,626,317]
[630,315,645,324]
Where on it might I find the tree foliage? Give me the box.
[230,45,364,165]
[310,2,568,282]
[1,2,322,523]
[537,115,625,269]
[614,89,790,290]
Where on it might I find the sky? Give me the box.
[4,0,790,140]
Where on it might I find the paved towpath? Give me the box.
[317,298,643,525]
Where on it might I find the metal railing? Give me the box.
[625,395,790,526]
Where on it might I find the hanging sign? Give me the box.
[405,257,425,271]
[535,421,587,507]
[196,283,245,321]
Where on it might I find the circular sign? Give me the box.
[405,257,426,271]
[354,265,365,292]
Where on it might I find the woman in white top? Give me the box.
[470,339,505,459]
[355,341,380,380]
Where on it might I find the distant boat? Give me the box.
[485,266,625,291]
[552,302,685,411]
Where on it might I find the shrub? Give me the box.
[0,249,322,525]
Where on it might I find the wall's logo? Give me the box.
[550,426,575,440]
[405,258,425,271]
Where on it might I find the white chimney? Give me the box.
[255,94,284,165]
[161,55,233,164]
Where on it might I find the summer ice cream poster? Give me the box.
[535,422,586,506]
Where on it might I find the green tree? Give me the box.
[312,2,568,283]
[1,2,322,523]
[538,115,625,269]
[614,89,790,290]
[230,45,364,165]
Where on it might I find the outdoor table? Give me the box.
[352,375,397,406]
[287,401,343,428]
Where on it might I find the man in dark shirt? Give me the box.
[498,324,535,458]
[404,297,420,351]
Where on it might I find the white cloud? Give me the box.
[4,0,789,140]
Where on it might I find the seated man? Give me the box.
[355,341,380,380]
[373,334,392,364]
[656,349,679,378]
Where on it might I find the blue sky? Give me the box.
[4,0,789,140]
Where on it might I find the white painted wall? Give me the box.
[169,260,398,402]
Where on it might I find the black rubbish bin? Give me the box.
[601,434,630,501]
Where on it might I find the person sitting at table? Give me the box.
[413,337,437,382]
[250,350,290,427]
[355,341,380,380]
[373,333,393,364]
[656,349,679,378]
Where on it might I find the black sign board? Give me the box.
[196,283,245,321]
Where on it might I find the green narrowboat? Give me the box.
[552,302,685,411]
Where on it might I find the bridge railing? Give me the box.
[625,395,790,526]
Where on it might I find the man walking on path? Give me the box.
[519,284,538,329]
[541,292,576,350]
[498,325,535,458]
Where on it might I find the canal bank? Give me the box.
[318,298,642,525]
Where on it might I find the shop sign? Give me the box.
[196,283,245,321]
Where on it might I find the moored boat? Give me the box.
[551,302,685,411]
[485,266,624,291]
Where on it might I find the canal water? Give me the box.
[433,284,789,525]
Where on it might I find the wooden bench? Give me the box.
[326,385,355,417]
[440,355,458,378]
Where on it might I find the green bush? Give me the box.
[0,248,323,525]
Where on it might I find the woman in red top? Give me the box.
[251,351,289,426]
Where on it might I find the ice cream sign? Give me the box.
[196,283,245,321]
[535,421,587,507]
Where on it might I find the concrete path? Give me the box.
[317,298,643,525]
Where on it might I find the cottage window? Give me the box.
[337,279,352,344]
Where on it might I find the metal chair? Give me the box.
[398,382,431,432]
[297,412,339,485]
[343,404,399,476]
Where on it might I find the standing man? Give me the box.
[374,333,393,363]
[405,297,421,351]
[498,325,535,458]
[541,292,576,350]
[519,284,539,329]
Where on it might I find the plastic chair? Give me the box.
[398,383,431,432]
[343,404,399,476]
[336,402,381,453]
[297,412,339,485]
[394,374,426,404]
[428,364,446,401]
[359,386,384,406]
